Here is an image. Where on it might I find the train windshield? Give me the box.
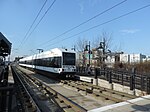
[63,52,75,65]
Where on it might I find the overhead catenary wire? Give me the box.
[24,0,57,43]
[19,0,56,50]
[36,0,128,47]
[18,0,48,49]
[45,4,150,48]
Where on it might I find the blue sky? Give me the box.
[0,0,150,60]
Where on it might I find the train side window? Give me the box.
[46,58,49,66]
[54,57,61,68]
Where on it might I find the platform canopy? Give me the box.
[0,32,12,56]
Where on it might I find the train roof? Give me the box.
[20,48,76,61]
[52,48,76,53]
[41,48,76,55]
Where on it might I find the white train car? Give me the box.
[19,48,76,78]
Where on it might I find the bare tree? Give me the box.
[92,31,113,67]
[92,31,112,48]
[76,37,88,51]
[75,32,114,67]
[75,37,89,67]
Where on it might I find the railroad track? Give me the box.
[15,65,139,111]
[13,66,87,112]
[11,66,41,112]
[61,80,138,103]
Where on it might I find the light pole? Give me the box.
[96,40,113,68]
[84,41,91,66]
[96,41,106,68]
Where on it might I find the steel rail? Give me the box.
[45,86,87,112]
[11,66,41,112]
[61,80,123,103]
[61,80,137,101]
[81,81,137,99]
[15,67,64,112]
[17,67,87,112]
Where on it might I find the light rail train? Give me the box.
[19,48,76,78]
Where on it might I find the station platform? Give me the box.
[88,95,150,112]
[75,74,150,112]
[0,65,14,85]
[8,66,14,84]
[0,65,15,112]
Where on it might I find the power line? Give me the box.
[24,0,56,43]
[37,0,127,47]
[18,0,48,49]
[46,4,150,48]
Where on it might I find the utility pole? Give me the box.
[88,41,91,66]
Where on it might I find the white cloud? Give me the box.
[120,29,140,34]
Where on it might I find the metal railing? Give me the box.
[76,66,150,94]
